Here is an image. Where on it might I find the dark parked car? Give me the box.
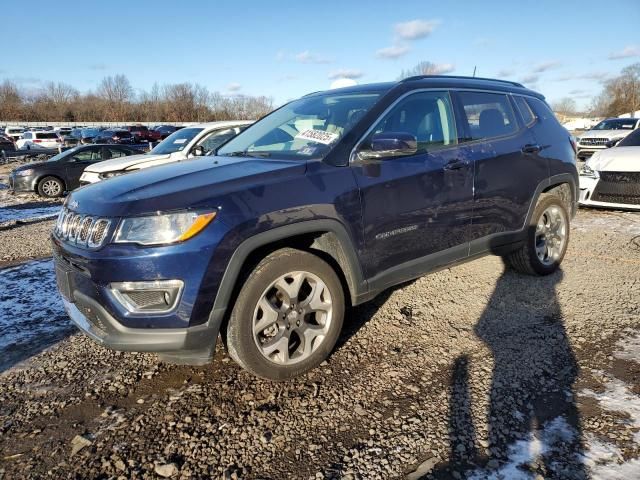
[53,76,578,379]
[0,133,16,151]
[153,125,183,139]
[125,125,162,143]
[9,144,140,197]
[93,129,135,145]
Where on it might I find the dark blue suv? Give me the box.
[52,76,578,380]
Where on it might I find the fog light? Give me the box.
[110,280,184,313]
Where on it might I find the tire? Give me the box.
[37,176,64,198]
[504,195,570,275]
[226,248,345,380]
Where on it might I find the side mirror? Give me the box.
[357,132,418,161]
[192,145,205,157]
[605,138,621,148]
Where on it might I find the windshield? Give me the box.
[616,129,640,147]
[592,119,637,130]
[217,92,382,160]
[47,146,79,162]
[150,127,204,154]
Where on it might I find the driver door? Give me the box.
[351,91,474,284]
[65,147,102,189]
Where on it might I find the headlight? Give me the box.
[114,211,217,246]
[16,169,34,177]
[99,171,126,180]
[580,163,598,178]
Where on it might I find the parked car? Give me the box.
[53,76,577,379]
[579,127,640,210]
[77,127,102,144]
[4,126,24,141]
[79,121,251,184]
[0,133,16,150]
[54,127,73,137]
[576,117,640,160]
[15,131,62,150]
[8,144,140,198]
[92,129,135,145]
[153,125,183,139]
[124,125,162,143]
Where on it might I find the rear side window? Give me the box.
[367,91,457,154]
[458,91,517,140]
[514,96,535,126]
[23,132,32,139]
[526,97,561,127]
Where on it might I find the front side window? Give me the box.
[217,92,383,160]
[458,91,517,140]
[150,127,204,155]
[362,91,457,155]
[198,128,238,154]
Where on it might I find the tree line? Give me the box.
[0,74,274,123]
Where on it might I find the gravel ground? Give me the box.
[0,203,639,479]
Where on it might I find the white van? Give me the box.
[79,120,252,184]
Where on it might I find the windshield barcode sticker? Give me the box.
[295,129,339,145]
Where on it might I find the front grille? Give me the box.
[579,137,609,146]
[55,208,112,249]
[591,171,640,205]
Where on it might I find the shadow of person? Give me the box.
[430,266,587,479]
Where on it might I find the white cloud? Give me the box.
[275,50,286,62]
[330,78,358,89]
[376,44,410,60]
[294,50,332,64]
[520,73,540,84]
[394,19,440,40]
[532,61,562,73]
[608,45,640,60]
[227,82,241,92]
[328,69,363,80]
[496,68,515,77]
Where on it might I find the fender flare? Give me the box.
[207,219,367,330]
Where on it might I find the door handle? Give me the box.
[443,159,468,170]
[521,144,541,154]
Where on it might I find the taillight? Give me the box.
[33,139,42,143]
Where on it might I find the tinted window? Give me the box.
[107,147,128,158]
[23,132,32,139]
[365,91,457,154]
[36,132,59,139]
[458,91,517,140]
[71,149,101,162]
[514,96,535,126]
[616,129,640,147]
[150,127,205,154]
[592,118,637,130]
[526,97,562,127]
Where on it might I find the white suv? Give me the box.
[576,117,640,160]
[4,126,25,141]
[80,120,252,184]
[16,130,62,150]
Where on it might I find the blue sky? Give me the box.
[3,0,639,109]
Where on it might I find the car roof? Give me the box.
[188,120,254,129]
[309,75,545,100]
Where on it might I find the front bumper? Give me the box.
[578,175,640,211]
[51,220,230,364]
[8,174,35,192]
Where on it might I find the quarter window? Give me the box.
[458,91,517,140]
[365,91,457,155]
[514,96,535,126]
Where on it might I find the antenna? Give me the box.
[472,66,477,77]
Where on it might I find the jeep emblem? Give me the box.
[69,200,79,210]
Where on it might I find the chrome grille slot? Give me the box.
[56,208,112,249]
[579,137,609,146]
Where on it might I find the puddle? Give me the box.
[0,259,73,372]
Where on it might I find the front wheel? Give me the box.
[37,176,64,198]
[504,195,570,275]
[226,248,345,380]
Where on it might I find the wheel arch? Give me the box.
[35,173,67,194]
[208,220,367,337]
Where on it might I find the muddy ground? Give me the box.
[0,168,639,479]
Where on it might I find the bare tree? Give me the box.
[399,61,454,80]
[0,80,23,121]
[552,97,577,122]
[590,62,640,117]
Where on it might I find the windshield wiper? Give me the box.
[221,150,271,158]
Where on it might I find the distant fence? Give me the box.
[0,121,200,128]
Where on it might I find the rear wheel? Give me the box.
[37,176,64,198]
[226,248,345,380]
[504,195,569,275]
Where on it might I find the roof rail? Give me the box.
[400,75,525,88]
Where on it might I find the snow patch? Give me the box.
[614,332,640,362]
[0,259,72,372]
[0,204,60,223]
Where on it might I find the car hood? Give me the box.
[68,155,308,217]
[587,147,640,172]
[580,129,631,140]
[84,153,169,173]
[12,161,51,172]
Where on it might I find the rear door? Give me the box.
[453,90,545,251]
[351,90,474,283]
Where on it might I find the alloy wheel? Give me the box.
[535,205,566,266]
